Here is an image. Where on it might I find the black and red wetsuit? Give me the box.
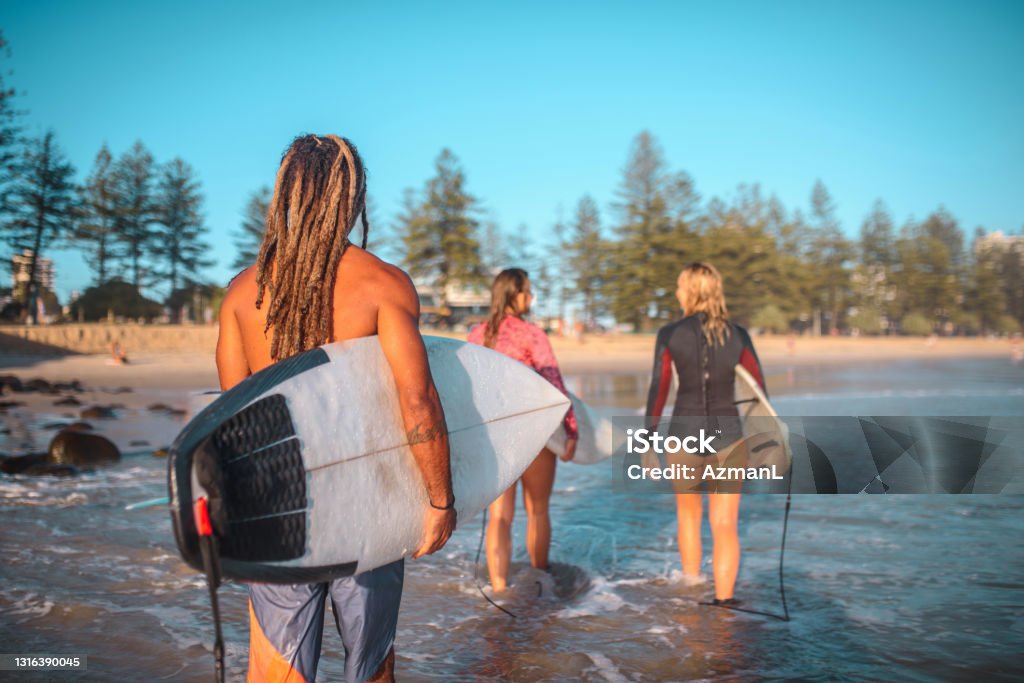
[646,314,766,447]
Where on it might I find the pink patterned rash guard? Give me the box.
[468,316,578,441]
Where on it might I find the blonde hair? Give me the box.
[677,262,730,346]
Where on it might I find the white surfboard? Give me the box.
[169,335,570,583]
[545,392,620,465]
[734,365,792,471]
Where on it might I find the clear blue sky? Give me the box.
[4,0,1023,301]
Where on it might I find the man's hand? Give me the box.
[412,506,457,559]
[559,437,578,462]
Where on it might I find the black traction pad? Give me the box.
[196,394,308,562]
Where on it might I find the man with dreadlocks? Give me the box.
[217,134,455,683]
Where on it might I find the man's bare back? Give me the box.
[219,246,413,378]
[216,244,456,558]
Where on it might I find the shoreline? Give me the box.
[1,330,1018,389]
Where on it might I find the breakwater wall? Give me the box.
[0,324,219,355]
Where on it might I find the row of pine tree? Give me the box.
[2,30,1021,333]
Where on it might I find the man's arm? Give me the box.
[215,290,251,391]
[376,270,456,559]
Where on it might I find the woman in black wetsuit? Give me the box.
[645,262,766,605]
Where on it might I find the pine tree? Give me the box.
[505,226,535,272]
[763,195,813,324]
[605,131,698,331]
[808,180,853,334]
[5,131,76,322]
[893,209,964,329]
[75,145,122,285]
[0,31,23,218]
[151,158,212,305]
[565,195,605,325]
[1000,231,1024,326]
[480,220,505,276]
[965,228,1006,333]
[112,141,156,288]
[359,193,385,259]
[698,184,786,325]
[398,149,484,312]
[231,186,270,269]
[853,199,897,329]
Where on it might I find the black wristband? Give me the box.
[429,498,455,511]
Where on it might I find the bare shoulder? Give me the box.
[345,247,419,309]
[221,266,258,315]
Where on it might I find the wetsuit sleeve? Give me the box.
[528,326,578,441]
[645,326,673,429]
[736,326,767,397]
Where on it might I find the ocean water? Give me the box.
[2,357,1023,682]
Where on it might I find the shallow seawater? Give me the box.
[2,358,1023,682]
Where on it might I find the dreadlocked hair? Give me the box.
[483,268,530,348]
[254,134,370,360]
[677,262,731,347]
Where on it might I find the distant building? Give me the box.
[975,231,1024,256]
[414,280,490,327]
[11,249,55,294]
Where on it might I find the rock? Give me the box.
[53,396,82,406]
[110,386,133,394]
[0,452,48,474]
[53,380,85,393]
[24,378,56,394]
[0,375,23,393]
[40,421,71,430]
[129,440,149,447]
[24,463,80,477]
[80,406,117,420]
[148,403,173,412]
[0,400,25,410]
[47,430,121,467]
[152,448,169,458]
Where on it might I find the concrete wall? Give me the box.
[0,324,219,354]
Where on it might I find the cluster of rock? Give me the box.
[0,376,179,477]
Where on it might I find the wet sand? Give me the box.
[1,332,1017,394]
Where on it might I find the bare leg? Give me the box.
[486,483,517,591]
[708,492,741,600]
[521,448,557,570]
[674,493,703,577]
[366,646,395,683]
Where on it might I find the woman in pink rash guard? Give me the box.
[468,268,578,592]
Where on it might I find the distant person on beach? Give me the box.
[467,268,577,592]
[110,340,128,365]
[645,262,766,605]
[216,134,455,683]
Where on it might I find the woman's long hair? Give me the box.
[483,268,529,348]
[254,134,369,360]
[678,262,730,346]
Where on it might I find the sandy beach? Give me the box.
[2,325,1019,393]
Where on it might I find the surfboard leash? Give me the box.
[194,497,227,683]
[473,508,517,618]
